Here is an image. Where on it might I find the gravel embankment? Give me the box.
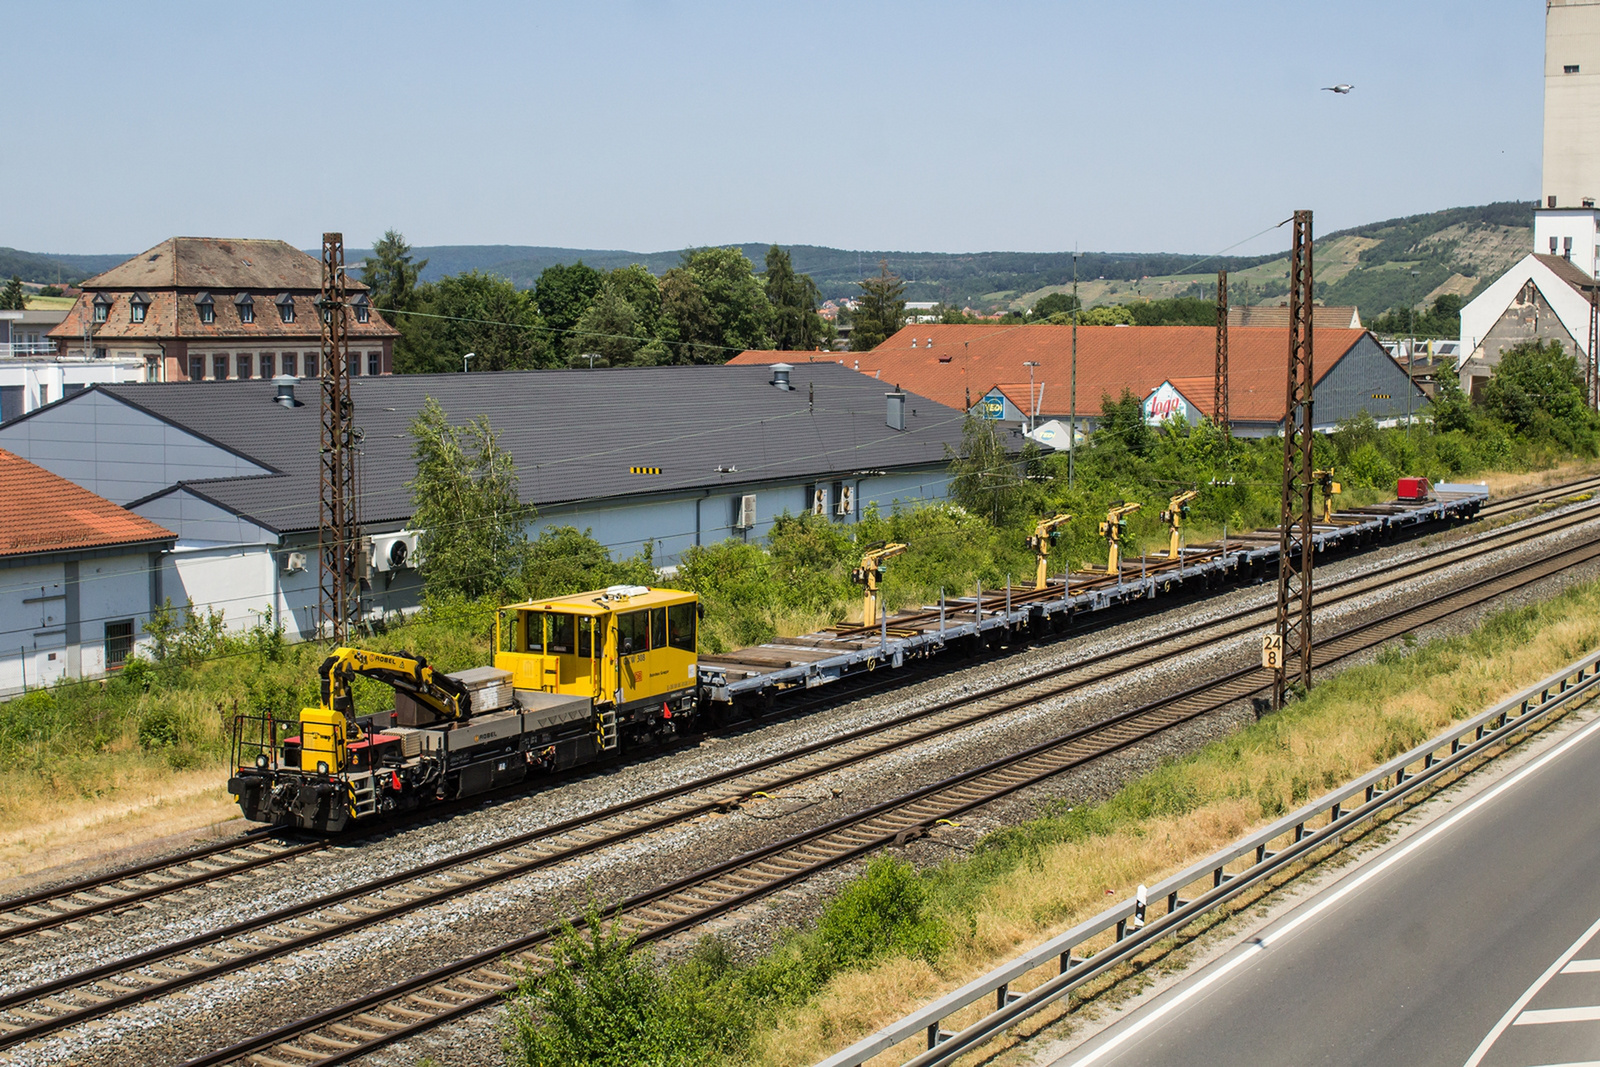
[9,502,1598,1067]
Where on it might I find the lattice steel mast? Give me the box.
[1274,211,1315,710]
[1214,269,1230,438]
[318,233,359,644]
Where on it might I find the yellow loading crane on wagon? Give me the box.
[1314,468,1341,523]
[1159,490,1199,560]
[1027,513,1073,590]
[1097,502,1142,575]
[852,543,907,627]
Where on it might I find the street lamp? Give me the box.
[1023,361,1041,434]
[463,351,476,375]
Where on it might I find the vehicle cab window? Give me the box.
[524,611,547,652]
[548,613,575,654]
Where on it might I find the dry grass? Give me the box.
[1479,456,1600,497]
[745,582,1600,1067]
[0,764,239,880]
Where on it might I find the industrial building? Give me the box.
[0,362,966,642]
[0,450,175,695]
[733,323,1423,437]
[1459,0,1600,388]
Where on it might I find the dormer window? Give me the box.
[195,292,215,325]
[129,292,150,324]
[275,293,295,324]
[235,292,254,324]
[92,293,111,323]
[320,299,332,325]
[352,293,370,324]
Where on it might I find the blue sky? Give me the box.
[1,1,1543,258]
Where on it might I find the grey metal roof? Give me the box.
[103,363,970,535]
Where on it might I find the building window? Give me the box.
[260,352,275,378]
[1567,64,1581,73]
[304,352,319,378]
[282,351,297,377]
[368,352,380,376]
[130,301,146,323]
[236,293,254,323]
[348,354,360,377]
[145,356,160,383]
[195,292,215,324]
[276,294,295,323]
[104,620,135,670]
[353,294,370,324]
[213,354,228,380]
[189,355,204,380]
[320,300,333,325]
[237,353,252,378]
[92,295,110,323]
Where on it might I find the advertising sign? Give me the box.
[979,390,1006,420]
[1143,381,1193,425]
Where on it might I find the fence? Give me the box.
[817,645,1600,1067]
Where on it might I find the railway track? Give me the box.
[1,472,1583,943]
[178,510,1600,1067]
[0,489,1594,1063]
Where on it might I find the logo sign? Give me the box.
[979,391,1006,420]
[1144,381,1192,425]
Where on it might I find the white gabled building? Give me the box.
[1457,251,1596,397]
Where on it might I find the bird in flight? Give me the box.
[1322,84,1354,94]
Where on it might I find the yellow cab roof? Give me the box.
[506,585,695,616]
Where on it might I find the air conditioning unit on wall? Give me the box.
[835,485,854,516]
[281,551,307,574]
[373,530,421,572]
[734,494,757,530]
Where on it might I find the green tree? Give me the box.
[1428,371,1474,434]
[606,264,662,337]
[423,271,551,372]
[407,397,534,600]
[763,245,826,351]
[568,280,650,366]
[656,247,774,363]
[1029,292,1081,319]
[361,231,431,373]
[0,276,25,311]
[1079,304,1135,326]
[1098,387,1154,456]
[851,260,906,352]
[533,261,604,343]
[1480,339,1595,444]
[948,412,1023,525]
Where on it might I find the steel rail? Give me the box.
[5,474,1578,940]
[176,531,1600,1067]
[2,484,1569,950]
[859,654,1600,1067]
[3,494,1590,1049]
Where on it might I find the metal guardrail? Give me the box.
[816,645,1600,1067]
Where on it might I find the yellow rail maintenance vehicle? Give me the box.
[228,585,701,833]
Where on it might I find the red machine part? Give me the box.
[1397,477,1432,500]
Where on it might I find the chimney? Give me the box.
[1549,195,1559,208]
[886,389,906,431]
[770,362,794,390]
[1566,236,1574,260]
[273,374,301,408]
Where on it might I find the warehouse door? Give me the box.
[33,637,67,687]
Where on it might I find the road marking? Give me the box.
[1465,902,1600,1063]
[1056,710,1600,1067]
[1563,960,1600,974]
[1516,1006,1600,1025]
[1524,1062,1600,1066]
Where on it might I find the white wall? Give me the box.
[0,549,160,697]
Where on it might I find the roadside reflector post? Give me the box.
[1135,884,1147,928]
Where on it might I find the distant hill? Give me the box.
[0,248,126,286]
[2,202,1535,321]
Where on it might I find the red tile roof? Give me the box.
[730,324,1370,423]
[0,450,175,559]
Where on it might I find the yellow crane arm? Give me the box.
[318,647,473,731]
[1028,513,1073,589]
[852,543,908,627]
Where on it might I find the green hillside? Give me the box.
[2,201,1535,322]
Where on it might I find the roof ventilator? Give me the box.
[770,362,794,390]
[273,374,302,408]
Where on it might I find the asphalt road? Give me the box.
[1051,711,1600,1067]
